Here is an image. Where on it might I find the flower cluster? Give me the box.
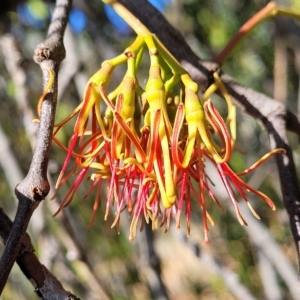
[52,34,284,241]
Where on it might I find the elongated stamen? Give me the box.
[237,148,286,176]
[204,100,232,163]
[37,68,54,116]
[51,30,285,242]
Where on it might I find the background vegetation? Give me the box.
[0,0,300,299]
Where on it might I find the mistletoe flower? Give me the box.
[52,34,285,241]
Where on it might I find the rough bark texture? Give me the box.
[1,0,300,297]
[0,0,79,298]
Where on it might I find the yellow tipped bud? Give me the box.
[181,73,199,93]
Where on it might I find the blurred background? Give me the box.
[0,0,300,299]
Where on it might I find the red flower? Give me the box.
[52,35,285,241]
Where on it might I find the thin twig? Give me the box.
[0,0,72,294]
[0,208,81,300]
[0,31,101,298]
[0,34,46,234]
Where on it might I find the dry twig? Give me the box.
[0,0,74,296]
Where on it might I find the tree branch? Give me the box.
[116,0,300,273]
[0,0,72,293]
[222,77,300,273]
[0,208,81,300]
